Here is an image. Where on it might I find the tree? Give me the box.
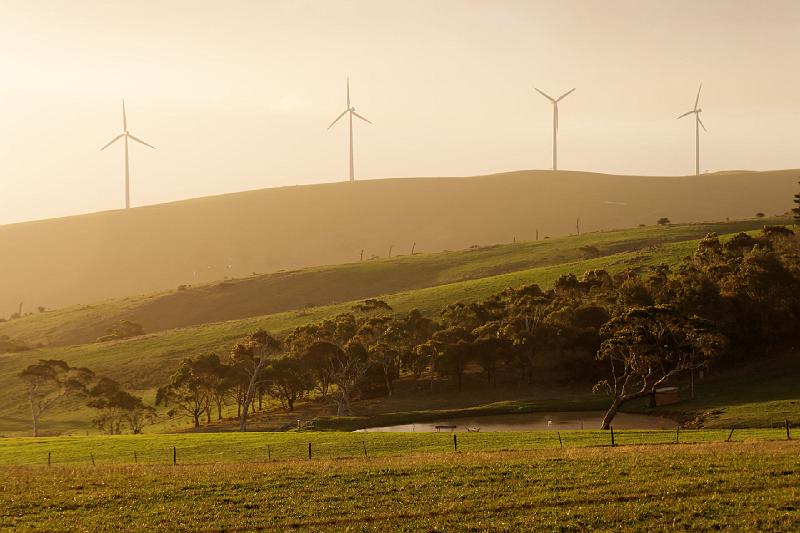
[413,340,441,392]
[496,287,556,385]
[156,356,211,429]
[263,356,313,411]
[657,217,671,226]
[428,326,473,392]
[755,212,765,219]
[18,360,94,436]
[389,310,438,380]
[306,339,369,415]
[286,314,358,400]
[356,316,402,396]
[190,353,230,422]
[351,299,393,314]
[87,377,155,434]
[594,306,724,429]
[229,330,283,431]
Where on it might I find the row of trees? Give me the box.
[157,223,799,429]
[18,359,153,436]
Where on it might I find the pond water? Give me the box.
[355,411,676,432]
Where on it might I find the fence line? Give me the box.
[18,424,797,467]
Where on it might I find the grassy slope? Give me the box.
[0,169,797,318]
[0,218,792,433]
[647,352,800,429]
[0,217,780,348]
[1,441,799,530]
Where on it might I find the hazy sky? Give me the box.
[1,0,799,224]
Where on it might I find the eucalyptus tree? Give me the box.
[18,359,94,436]
[229,330,283,431]
[594,305,724,429]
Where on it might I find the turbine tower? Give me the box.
[328,78,372,182]
[677,84,707,176]
[535,87,575,171]
[100,100,155,209]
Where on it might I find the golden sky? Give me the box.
[1,0,798,224]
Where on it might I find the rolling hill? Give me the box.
[1,219,796,435]
[0,169,797,317]
[0,218,780,348]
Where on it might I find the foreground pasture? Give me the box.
[1,441,798,531]
[0,428,795,466]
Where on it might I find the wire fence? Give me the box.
[3,422,796,467]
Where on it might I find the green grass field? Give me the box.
[1,438,798,530]
[0,428,796,466]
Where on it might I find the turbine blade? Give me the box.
[327,109,349,129]
[698,116,707,132]
[128,133,155,149]
[554,104,559,130]
[694,83,702,111]
[534,88,556,102]
[352,110,372,124]
[556,88,576,101]
[100,133,125,151]
[347,77,351,109]
[677,110,694,119]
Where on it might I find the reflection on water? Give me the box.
[355,411,676,432]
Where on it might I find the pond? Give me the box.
[355,411,676,432]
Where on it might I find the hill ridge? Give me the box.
[0,169,796,316]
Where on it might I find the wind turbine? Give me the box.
[100,100,155,209]
[535,87,575,171]
[328,78,372,182]
[677,84,707,176]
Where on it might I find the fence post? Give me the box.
[173,446,177,465]
[453,433,458,452]
[786,419,791,440]
[362,440,368,457]
[267,445,271,461]
[47,452,51,466]
[610,426,615,447]
[308,442,312,460]
[134,450,137,464]
[90,453,95,466]
[410,438,413,455]
[676,426,680,444]
[726,427,735,442]
[557,432,563,449]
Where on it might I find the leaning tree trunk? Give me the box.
[601,398,624,430]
